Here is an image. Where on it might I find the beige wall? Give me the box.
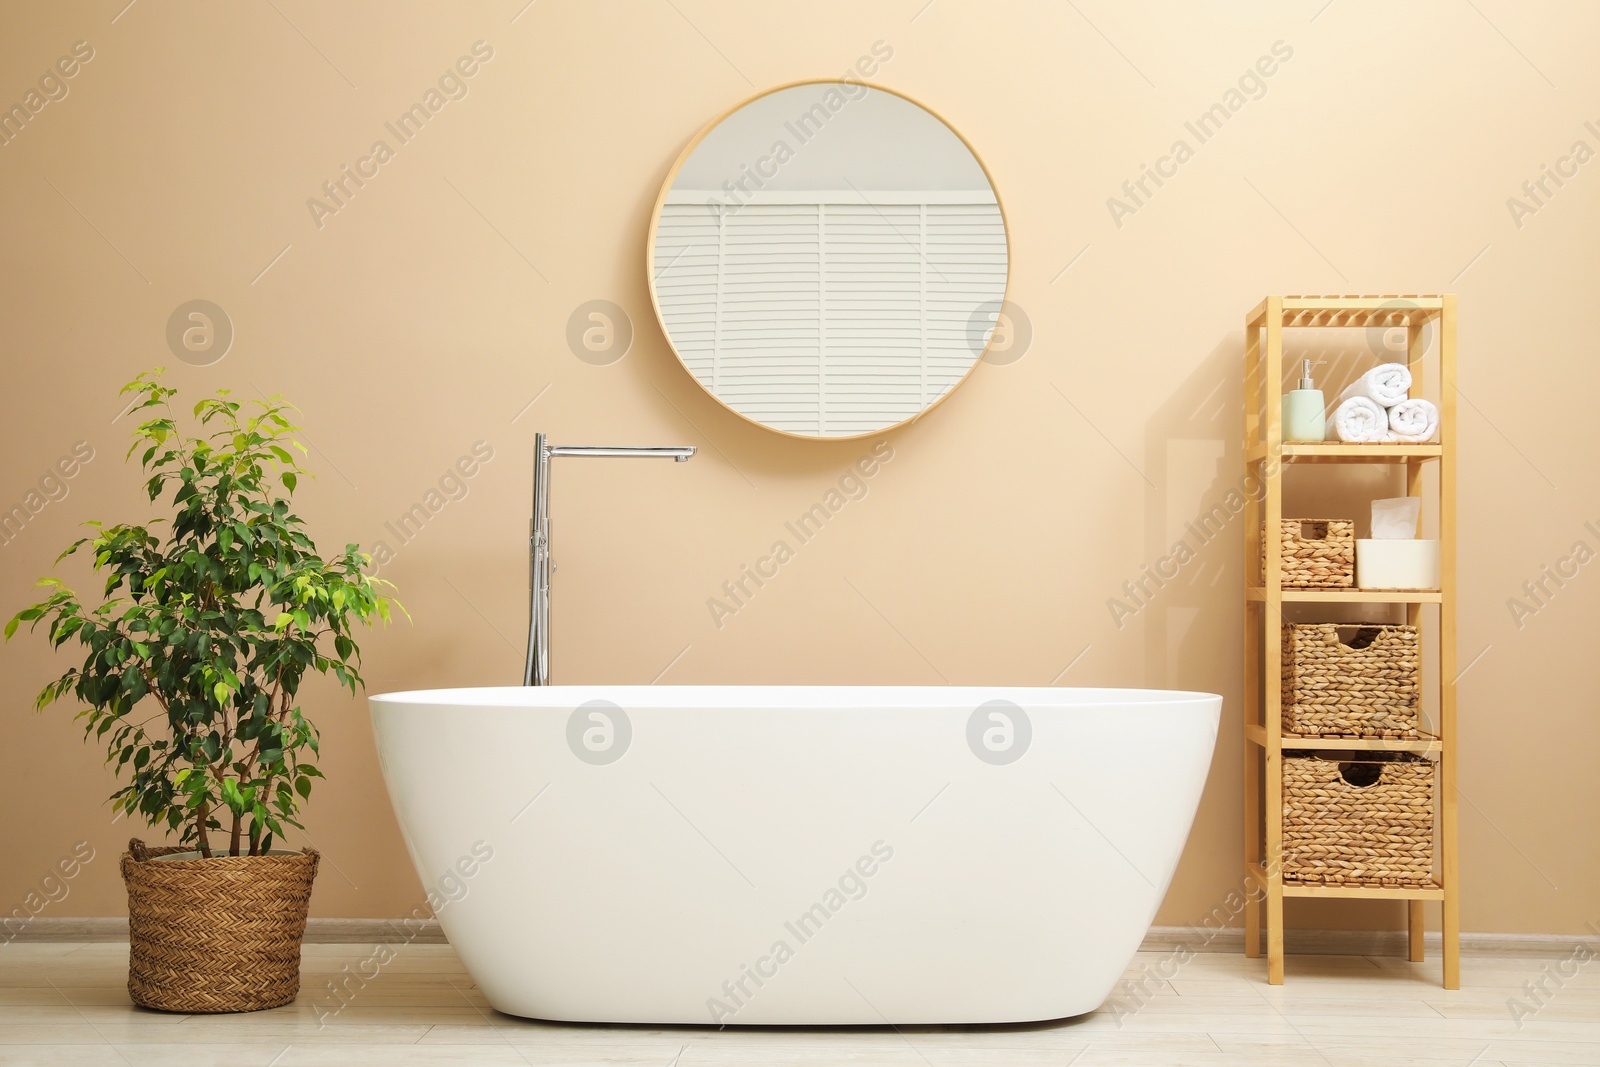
[1,1,1595,937]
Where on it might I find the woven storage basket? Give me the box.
[1282,754,1436,886]
[1282,622,1421,738]
[121,839,319,1013]
[1261,519,1354,588]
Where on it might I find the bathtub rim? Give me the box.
[368,684,1223,710]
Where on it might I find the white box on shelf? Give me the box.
[1356,539,1440,590]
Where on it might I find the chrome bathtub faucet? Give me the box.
[524,432,695,686]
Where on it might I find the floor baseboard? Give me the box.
[1139,924,1591,958]
[3,917,1588,956]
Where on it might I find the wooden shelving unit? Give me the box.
[1241,294,1458,988]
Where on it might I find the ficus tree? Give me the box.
[6,371,398,857]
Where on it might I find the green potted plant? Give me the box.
[7,370,397,1013]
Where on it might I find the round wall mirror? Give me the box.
[648,82,1009,440]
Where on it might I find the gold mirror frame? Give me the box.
[645,79,1012,441]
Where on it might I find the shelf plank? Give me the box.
[1275,296,1444,330]
[1283,881,1445,901]
[1244,723,1441,753]
[1246,442,1442,464]
[1246,587,1442,603]
[1281,295,1444,311]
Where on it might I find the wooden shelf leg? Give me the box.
[1407,900,1425,962]
[1443,898,1460,988]
[1267,882,1284,984]
[1440,294,1460,992]
[1243,308,1265,965]
[1244,741,1261,960]
[1262,298,1284,988]
[1243,606,1262,961]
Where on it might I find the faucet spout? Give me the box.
[548,445,696,461]
[524,433,696,686]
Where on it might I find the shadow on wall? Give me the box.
[1134,328,1426,686]
[1138,335,1245,692]
[1135,328,1427,932]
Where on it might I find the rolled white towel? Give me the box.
[1388,397,1439,443]
[1328,395,1389,443]
[1340,362,1413,408]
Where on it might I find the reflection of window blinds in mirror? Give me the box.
[654,192,1006,436]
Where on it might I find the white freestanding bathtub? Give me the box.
[369,685,1220,1025]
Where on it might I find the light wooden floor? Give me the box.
[1,942,1596,1066]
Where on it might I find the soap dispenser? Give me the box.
[1282,359,1328,442]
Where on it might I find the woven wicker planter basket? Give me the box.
[1282,754,1436,887]
[1262,519,1354,588]
[1282,622,1421,738]
[121,839,319,1013]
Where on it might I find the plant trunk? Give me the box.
[229,809,243,857]
[195,800,213,859]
